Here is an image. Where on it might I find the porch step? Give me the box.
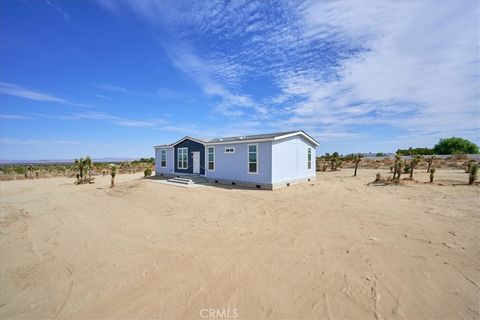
[166,175,208,186]
[167,178,194,185]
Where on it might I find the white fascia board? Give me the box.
[205,138,274,145]
[171,136,206,146]
[274,131,319,146]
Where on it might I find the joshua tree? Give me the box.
[397,161,404,180]
[429,168,436,183]
[409,156,422,180]
[404,163,411,174]
[393,154,401,179]
[74,157,94,183]
[74,158,85,181]
[329,153,342,171]
[469,164,478,185]
[121,161,131,174]
[333,158,343,171]
[426,156,435,173]
[27,165,33,178]
[84,156,92,180]
[353,153,363,176]
[110,165,117,188]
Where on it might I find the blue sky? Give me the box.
[0,0,479,160]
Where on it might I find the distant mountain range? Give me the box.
[0,158,140,165]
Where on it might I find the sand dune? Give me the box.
[0,169,478,319]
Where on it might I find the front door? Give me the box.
[192,151,200,174]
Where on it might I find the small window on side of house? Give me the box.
[160,149,167,167]
[207,146,215,171]
[307,147,312,169]
[248,144,258,173]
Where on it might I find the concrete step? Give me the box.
[173,177,194,182]
[167,178,193,185]
[178,175,208,182]
[166,175,209,186]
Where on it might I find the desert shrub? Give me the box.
[469,164,478,185]
[465,160,476,173]
[396,147,434,156]
[429,168,436,183]
[144,168,152,177]
[110,165,117,188]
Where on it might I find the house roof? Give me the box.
[154,130,319,148]
[208,130,299,143]
[207,130,319,146]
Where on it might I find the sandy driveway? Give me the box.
[0,169,478,319]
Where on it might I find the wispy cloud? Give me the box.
[96,0,479,143]
[94,94,112,99]
[0,82,91,107]
[45,0,70,23]
[0,138,78,145]
[283,1,480,136]
[35,111,167,128]
[0,114,32,120]
[159,41,264,117]
[94,83,130,94]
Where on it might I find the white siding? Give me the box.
[154,147,174,175]
[271,136,316,183]
[205,141,272,184]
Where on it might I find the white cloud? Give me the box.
[56,112,167,128]
[0,114,32,120]
[94,94,112,99]
[97,0,480,143]
[0,82,91,107]
[159,41,265,117]
[45,0,70,23]
[94,83,130,94]
[31,111,168,129]
[286,1,480,134]
[0,138,79,145]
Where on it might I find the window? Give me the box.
[160,149,167,167]
[224,147,235,154]
[177,148,188,169]
[207,146,215,171]
[307,148,312,169]
[248,144,258,173]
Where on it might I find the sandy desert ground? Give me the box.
[0,169,479,319]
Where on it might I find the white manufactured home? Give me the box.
[154,131,319,189]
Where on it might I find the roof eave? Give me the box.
[274,131,319,146]
[170,136,206,147]
[206,137,275,145]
